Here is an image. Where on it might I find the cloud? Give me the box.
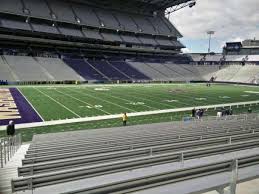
[182,48,191,53]
[168,0,259,44]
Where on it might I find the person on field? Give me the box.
[248,107,252,114]
[6,120,15,136]
[122,113,128,126]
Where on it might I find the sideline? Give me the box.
[1,100,259,130]
[17,88,45,122]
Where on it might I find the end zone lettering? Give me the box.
[0,89,21,120]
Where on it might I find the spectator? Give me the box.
[191,108,196,117]
[221,108,226,116]
[200,109,204,117]
[6,120,15,136]
[225,109,230,116]
[122,113,128,126]
[217,111,222,117]
[196,109,201,119]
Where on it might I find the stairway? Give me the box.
[0,144,30,194]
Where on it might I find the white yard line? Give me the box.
[34,87,81,118]
[124,89,179,109]
[55,89,111,115]
[1,100,259,130]
[81,87,154,111]
[140,89,191,107]
[17,88,45,121]
[66,87,136,112]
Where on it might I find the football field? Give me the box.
[18,83,259,121]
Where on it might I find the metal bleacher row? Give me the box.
[11,114,259,193]
[0,0,184,48]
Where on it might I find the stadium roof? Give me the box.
[71,0,192,10]
[134,0,192,8]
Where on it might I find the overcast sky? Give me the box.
[168,0,259,53]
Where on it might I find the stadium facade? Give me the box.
[223,39,259,55]
[0,0,185,55]
[1,1,259,194]
[0,0,259,85]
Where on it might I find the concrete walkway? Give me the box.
[0,144,30,194]
[1,100,259,131]
[203,178,259,194]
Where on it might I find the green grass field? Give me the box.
[1,83,259,142]
[19,83,259,121]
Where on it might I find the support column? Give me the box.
[230,159,238,194]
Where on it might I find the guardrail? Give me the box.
[184,113,259,123]
[0,134,22,168]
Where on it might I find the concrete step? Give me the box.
[0,144,30,194]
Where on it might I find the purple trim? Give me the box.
[0,88,42,126]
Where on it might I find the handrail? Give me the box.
[183,113,259,123]
[0,134,22,168]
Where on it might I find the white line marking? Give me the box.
[122,89,177,109]
[34,87,81,118]
[66,87,136,112]
[195,98,207,101]
[55,89,111,115]
[245,91,259,94]
[136,88,191,107]
[17,88,45,121]
[113,91,167,109]
[83,87,153,111]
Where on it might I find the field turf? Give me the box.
[1,83,259,142]
[19,83,259,121]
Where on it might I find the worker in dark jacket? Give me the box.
[191,108,196,117]
[6,120,15,136]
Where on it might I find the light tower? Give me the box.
[207,30,215,53]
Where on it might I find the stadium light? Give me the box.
[207,30,215,53]
[165,0,196,16]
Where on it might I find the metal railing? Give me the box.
[183,113,259,123]
[0,133,22,168]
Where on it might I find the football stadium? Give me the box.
[0,0,259,193]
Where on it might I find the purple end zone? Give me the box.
[0,88,43,126]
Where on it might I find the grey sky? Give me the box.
[168,0,259,52]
